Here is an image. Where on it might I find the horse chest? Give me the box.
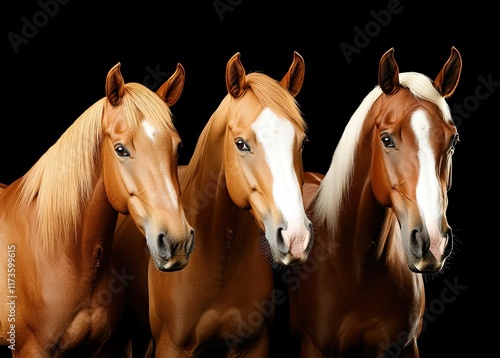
[53,305,113,353]
[6,273,116,354]
[176,304,268,352]
[27,253,122,350]
[327,272,423,349]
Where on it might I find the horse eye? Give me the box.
[235,138,250,152]
[381,134,395,148]
[115,144,130,157]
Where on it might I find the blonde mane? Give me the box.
[19,82,176,256]
[182,72,306,188]
[314,72,453,236]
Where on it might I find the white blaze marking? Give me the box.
[159,164,180,211]
[142,120,156,142]
[412,110,447,257]
[252,108,304,223]
[141,119,178,210]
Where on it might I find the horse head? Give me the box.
[223,52,313,265]
[371,47,461,272]
[102,63,194,271]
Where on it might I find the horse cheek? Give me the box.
[371,156,392,207]
[102,155,129,214]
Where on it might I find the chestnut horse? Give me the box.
[0,63,194,356]
[111,51,313,356]
[288,47,462,357]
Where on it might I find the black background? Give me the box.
[2,1,496,357]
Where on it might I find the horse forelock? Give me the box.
[246,72,306,132]
[123,83,176,133]
[399,72,453,123]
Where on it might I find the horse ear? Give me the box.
[226,52,247,98]
[157,63,186,107]
[378,48,400,95]
[106,63,126,107]
[279,51,305,97]
[433,46,462,98]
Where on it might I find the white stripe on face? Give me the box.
[252,107,304,222]
[141,119,178,210]
[412,109,447,256]
[142,119,157,142]
[159,164,180,211]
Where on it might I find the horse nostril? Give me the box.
[410,228,430,259]
[186,229,195,255]
[444,227,453,258]
[157,233,172,259]
[410,229,422,259]
[276,227,288,255]
[306,222,314,252]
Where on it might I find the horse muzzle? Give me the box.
[273,219,314,266]
[407,226,453,273]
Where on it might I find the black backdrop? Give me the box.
[2,1,496,357]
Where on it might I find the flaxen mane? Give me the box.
[314,72,453,237]
[19,83,176,256]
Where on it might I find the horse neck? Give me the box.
[55,167,118,276]
[1,171,116,281]
[78,175,118,268]
[48,172,118,276]
[334,124,403,270]
[181,112,259,256]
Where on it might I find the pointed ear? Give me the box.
[433,46,462,98]
[226,52,247,98]
[279,51,305,97]
[378,48,400,95]
[106,63,126,107]
[157,63,186,107]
